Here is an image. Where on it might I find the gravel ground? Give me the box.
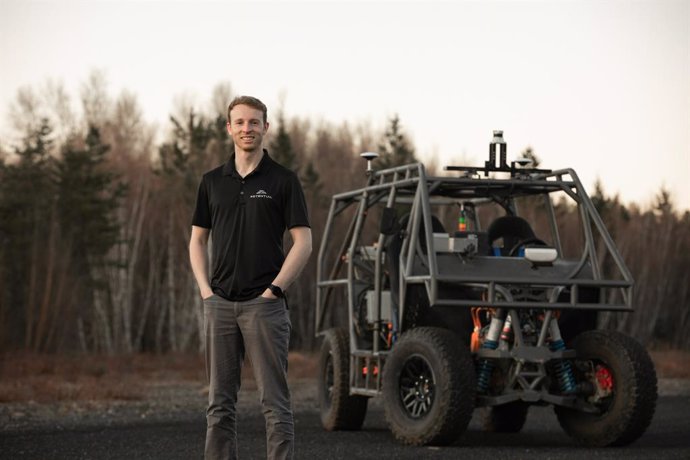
[0,378,319,432]
[2,378,689,433]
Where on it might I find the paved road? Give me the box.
[2,396,689,459]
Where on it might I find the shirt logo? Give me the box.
[250,189,273,199]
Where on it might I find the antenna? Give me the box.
[360,152,379,176]
[515,157,534,168]
[445,130,552,177]
[487,130,507,170]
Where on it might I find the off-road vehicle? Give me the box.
[314,131,657,447]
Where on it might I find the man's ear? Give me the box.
[264,121,269,133]
[226,122,232,135]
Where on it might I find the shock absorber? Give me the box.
[498,314,513,351]
[548,318,577,393]
[477,309,506,393]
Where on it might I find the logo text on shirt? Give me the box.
[250,189,273,199]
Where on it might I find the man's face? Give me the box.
[227,104,269,153]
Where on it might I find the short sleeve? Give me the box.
[283,172,310,229]
[192,177,212,228]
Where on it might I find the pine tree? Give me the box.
[377,114,416,169]
[155,110,220,352]
[0,118,56,349]
[158,110,219,200]
[654,186,674,216]
[270,114,297,172]
[56,126,125,273]
[159,111,214,176]
[301,160,321,195]
[210,113,233,165]
[54,126,126,352]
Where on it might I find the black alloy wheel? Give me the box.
[382,327,475,446]
[398,354,436,419]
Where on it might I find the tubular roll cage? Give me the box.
[315,162,633,394]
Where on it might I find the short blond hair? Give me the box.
[227,96,268,124]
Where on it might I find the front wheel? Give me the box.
[555,330,657,446]
[382,327,475,445]
[318,328,368,431]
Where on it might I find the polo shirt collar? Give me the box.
[222,149,273,178]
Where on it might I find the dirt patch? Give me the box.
[0,349,688,432]
[0,351,321,431]
[1,348,686,405]
[0,351,318,404]
[649,349,690,379]
[0,352,200,403]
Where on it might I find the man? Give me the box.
[189,95,311,460]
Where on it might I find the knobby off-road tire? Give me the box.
[482,402,529,433]
[555,330,657,447]
[318,328,368,431]
[382,327,475,446]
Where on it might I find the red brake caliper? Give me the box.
[595,364,614,395]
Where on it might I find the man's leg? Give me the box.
[238,297,294,460]
[204,296,243,460]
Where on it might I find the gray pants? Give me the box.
[203,295,294,460]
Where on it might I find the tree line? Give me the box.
[0,75,687,353]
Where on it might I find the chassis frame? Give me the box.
[314,139,634,410]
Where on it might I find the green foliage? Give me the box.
[0,119,56,347]
[56,126,126,281]
[301,160,321,195]
[377,114,416,169]
[591,179,630,221]
[270,114,297,172]
[159,111,214,176]
[0,121,126,350]
[211,114,232,164]
[591,179,609,215]
[2,79,689,352]
[654,186,674,216]
[1,119,55,232]
[157,110,228,207]
[0,118,55,255]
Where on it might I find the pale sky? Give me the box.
[1,0,689,210]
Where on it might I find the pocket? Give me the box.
[253,295,281,305]
[203,294,222,304]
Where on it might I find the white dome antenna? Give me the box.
[515,157,534,168]
[360,152,380,175]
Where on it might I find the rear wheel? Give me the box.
[482,402,529,433]
[318,328,368,430]
[555,330,657,446]
[382,327,475,445]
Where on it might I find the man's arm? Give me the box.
[262,226,312,298]
[189,225,214,299]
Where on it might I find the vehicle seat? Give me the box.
[385,212,445,302]
[384,212,473,344]
[487,215,536,256]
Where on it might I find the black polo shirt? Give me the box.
[192,150,310,301]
